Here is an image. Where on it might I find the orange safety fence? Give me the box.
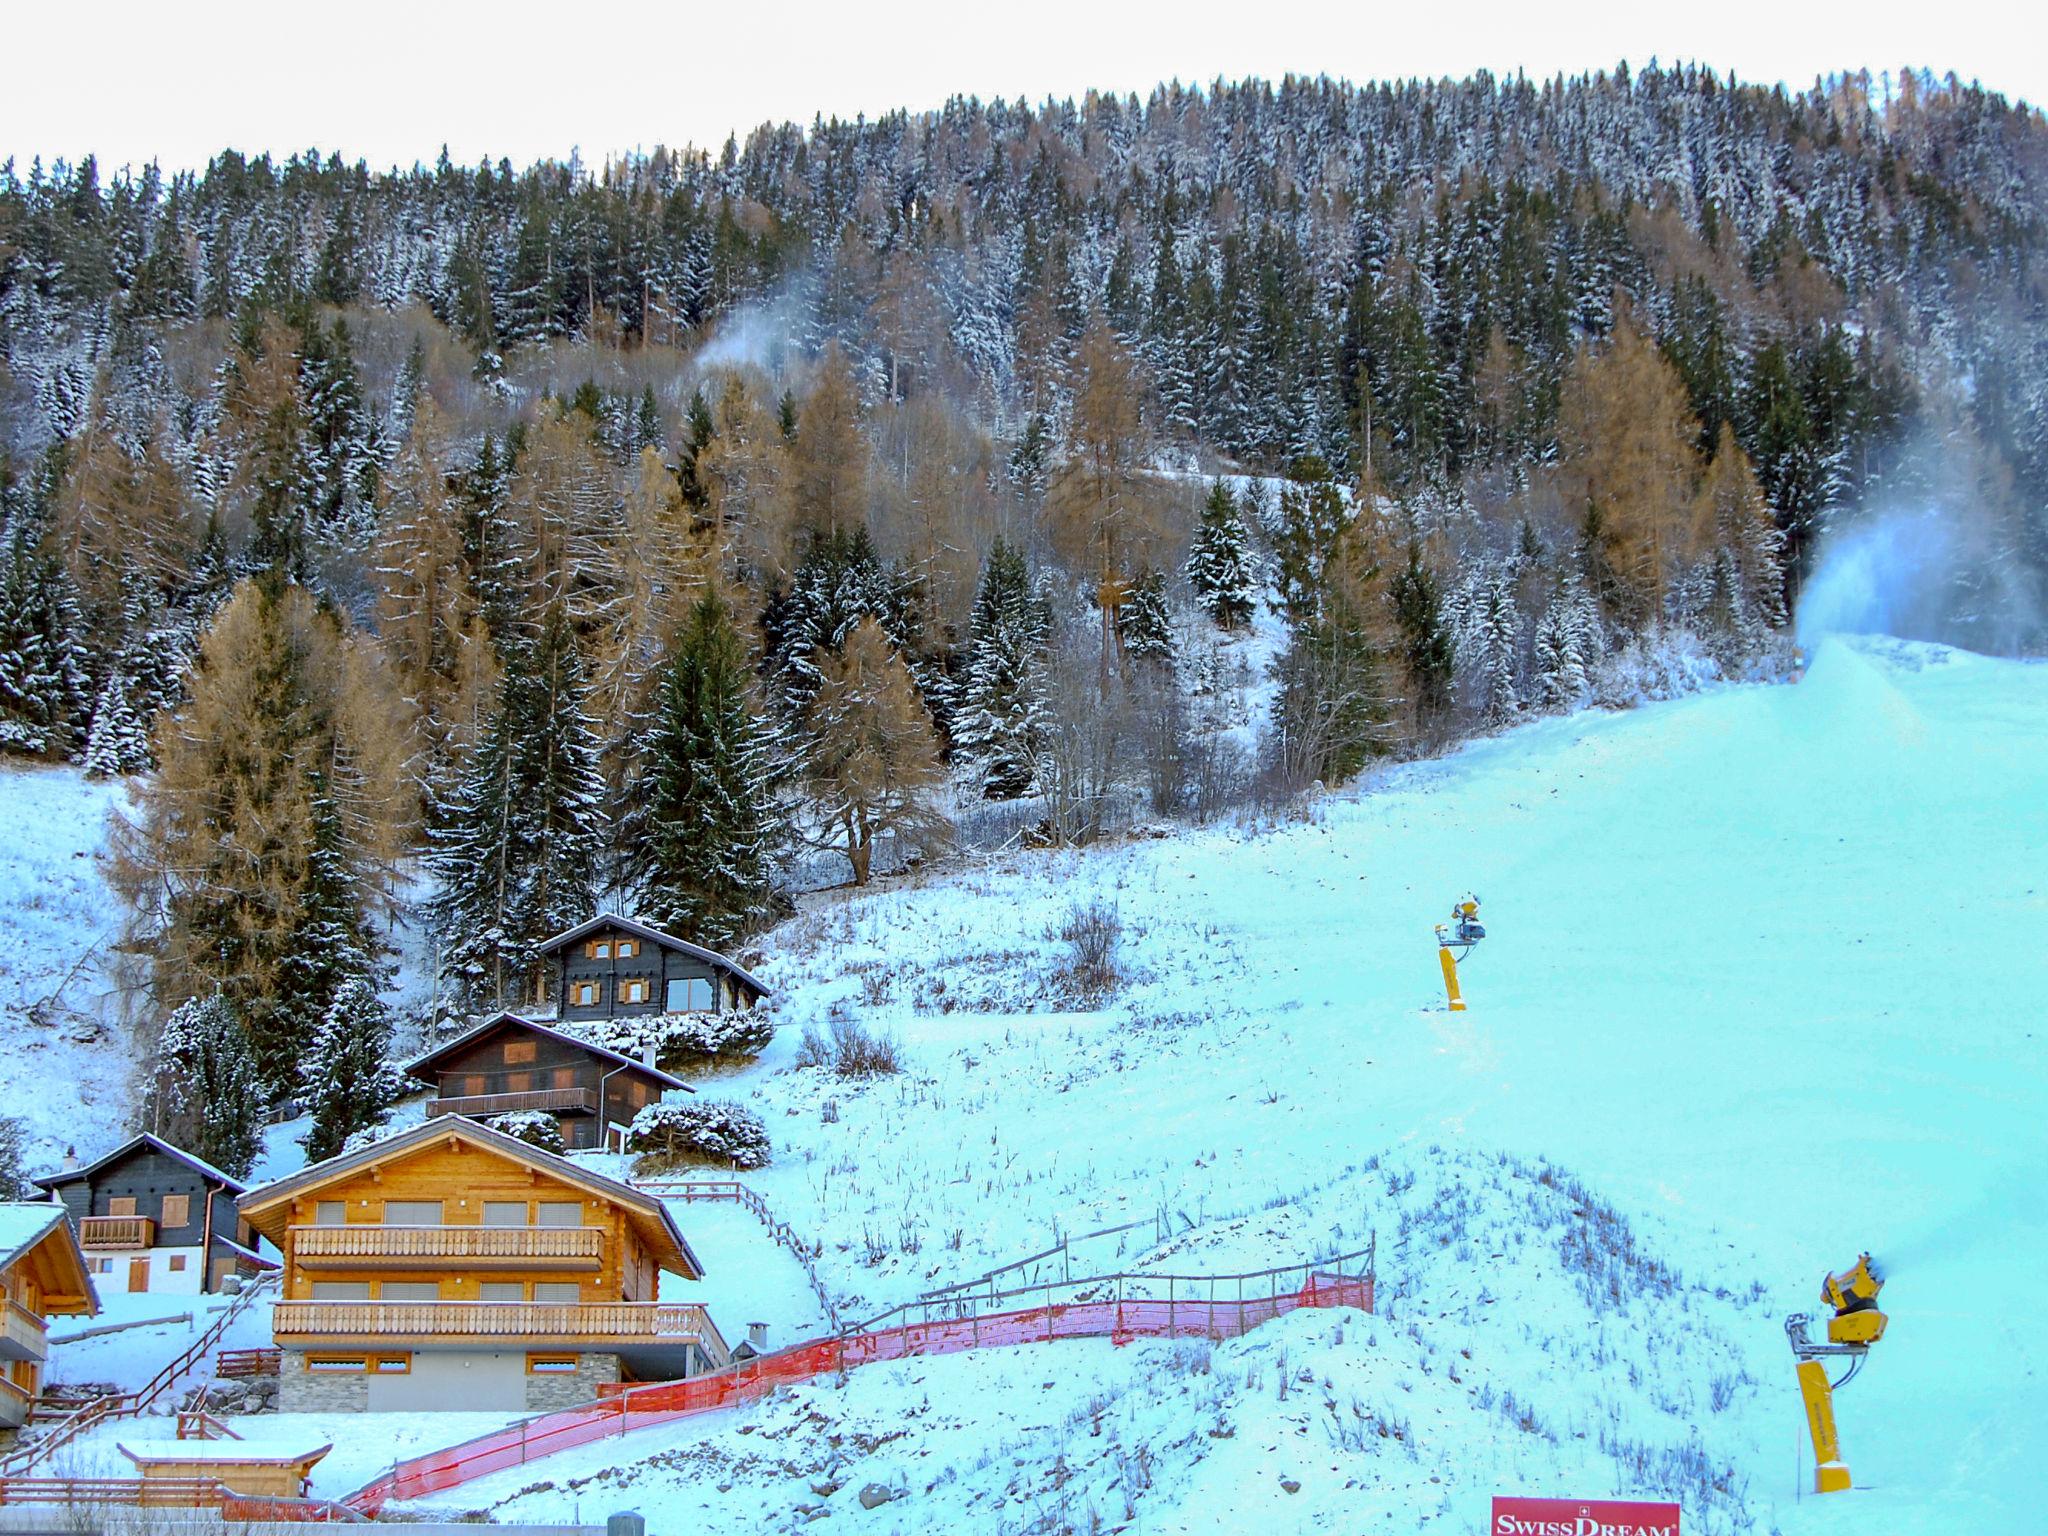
[347,1263,1371,1513]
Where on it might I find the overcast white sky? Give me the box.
[4,0,2039,177]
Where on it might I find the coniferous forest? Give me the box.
[3,64,2044,1144]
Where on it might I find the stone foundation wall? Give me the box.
[277,1349,368,1413]
[524,1351,619,1411]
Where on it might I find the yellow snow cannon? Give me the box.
[1433,894,1484,1011]
[1786,1252,1887,1493]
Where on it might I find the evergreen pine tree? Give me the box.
[622,593,785,948]
[300,974,406,1164]
[1390,542,1454,724]
[1533,576,1601,713]
[430,603,607,1013]
[82,667,153,777]
[0,498,91,760]
[148,994,265,1180]
[1184,481,1258,630]
[1118,566,1174,666]
[953,539,1052,800]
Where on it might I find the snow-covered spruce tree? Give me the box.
[1184,480,1258,630]
[82,667,153,777]
[430,602,607,1013]
[1390,542,1454,726]
[147,995,265,1180]
[0,1115,34,1200]
[273,783,386,1076]
[1533,576,1602,713]
[1472,570,1524,727]
[620,592,786,949]
[1118,566,1174,668]
[952,539,1051,800]
[300,975,406,1164]
[0,503,91,760]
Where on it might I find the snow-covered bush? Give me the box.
[793,1017,901,1079]
[626,1100,771,1170]
[1057,899,1122,999]
[1591,627,1724,707]
[574,1007,775,1070]
[486,1110,566,1155]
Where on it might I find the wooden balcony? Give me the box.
[287,1224,603,1270]
[0,1301,49,1364]
[425,1086,598,1120]
[79,1215,155,1250]
[272,1300,719,1346]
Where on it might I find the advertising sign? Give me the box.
[1490,1497,1681,1536]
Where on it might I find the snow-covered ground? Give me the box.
[41,1289,270,1395]
[604,634,2039,1535]
[0,763,137,1171]
[12,635,2045,1533]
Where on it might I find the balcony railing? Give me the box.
[0,1373,29,1430]
[0,1301,48,1364]
[287,1224,603,1269]
[79,1216,154,1250]
[272,1300,719,1345]
[426,1087,598,1119]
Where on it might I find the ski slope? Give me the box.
[677,634,2041,1535]
[12,636,2043,1531]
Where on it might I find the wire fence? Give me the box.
[346,1240,1372,1515]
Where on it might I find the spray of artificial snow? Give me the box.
[1796,503,2044,656]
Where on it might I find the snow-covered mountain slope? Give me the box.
[12,637,2043,1533]
[0,763,138,1170]
[680,635,2040,1535]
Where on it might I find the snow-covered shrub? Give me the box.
[1591,627,1724,707]
[486,1110,566,1155]
[793,1018,901,1079]
[575,1007,775,1071]
[626,1100,771,1170]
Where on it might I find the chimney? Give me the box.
[748,1322,769,1352]
[60,1145,79,1172]
[640,1043,658,1069]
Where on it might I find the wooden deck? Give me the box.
[424,1086,598,1119]
[272,1300,719,1344]
[287,1224,603,1269]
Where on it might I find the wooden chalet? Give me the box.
[405,1012,690,1153]
[537,912,770,1024]
[35,1134,269,1296]
[236,1116,726,1412]
[0,1203,98,1430]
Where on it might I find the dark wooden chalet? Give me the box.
[405,1013,690,1153]
[34,1135,268,1296]
[537,913,771,1025]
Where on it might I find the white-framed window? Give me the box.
[621,978,650,1004]
[572,980,600,1007]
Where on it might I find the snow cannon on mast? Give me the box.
[1786,1252,1887,1493]
[1433,894,1484,1012]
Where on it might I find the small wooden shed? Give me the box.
[117,1440,332,1499]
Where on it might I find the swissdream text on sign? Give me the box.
[1491,1496,1681,1536]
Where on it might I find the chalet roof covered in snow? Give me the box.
[34,1132,249,1194]
[537,912,772,998]
[402,1011,691,1090]
[0,1200,98,1314]
[236,1115,705,1280]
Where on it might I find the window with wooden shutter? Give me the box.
[552,1066,577,1089]
[168,1254,188,1272]
[621,978,649,1004]
[108,1196,137,1218]
[505,1071,533,1092]
[616,938,639,958]
[572,981,599,1007]
[504,1039,537,1064]
[160,1194,190,1227]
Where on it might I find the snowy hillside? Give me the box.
[0,763,138,1171]
[624,635,2043,1535]
[14,638,2046,1533]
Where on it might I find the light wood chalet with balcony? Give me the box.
[0,1203,98,1432]
[35,1134,270,1296]
[539,913,770,1024]
[236,1116,726,1412]
[406,1012,691,1153]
